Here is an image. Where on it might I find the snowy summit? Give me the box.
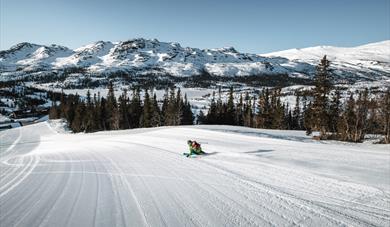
[1,39,389,81]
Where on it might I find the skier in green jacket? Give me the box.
[185,140,205,157]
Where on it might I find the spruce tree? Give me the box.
[49,97,59,119]
[226,87,236,125]
[175,88,184,125]
[328,89,341,135]
[300,95,307,130]
[270,89,284,129]
[129,88,142,128]
[140,89,152,128]
[118,89,130,129]
[262,88,272,128]
[216,86,224,124]
[310,55,333,138]
[100,97,108,130]
[292,92,301,130]
[206,91,217,124]
[304,101,314,135]
[165,88,177,125]
[236,93,244,126]
[161,89,169,126]
[181,94,194,125]
[150,93,162,127]
[197,110,206,124]
[66,94,78,128]
[285,108,293,130]
[243,92,253,127]
[84,90,95,132]
[93,93,102,131]
[71,100,86,132]
[106,81,119,130]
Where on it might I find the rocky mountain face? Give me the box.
[1,38,389,85]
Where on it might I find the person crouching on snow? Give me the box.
[187,140,205,156]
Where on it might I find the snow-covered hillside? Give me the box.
[1,39,389,81]
[262,41,390,81]
[1,122,389,226]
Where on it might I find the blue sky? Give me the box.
[1,0,389,53]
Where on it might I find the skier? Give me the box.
[184,140,205,157]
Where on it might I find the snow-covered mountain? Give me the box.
[262,40,390,81]
[1,39,389,82]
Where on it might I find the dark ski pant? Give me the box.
[189,148,203,155]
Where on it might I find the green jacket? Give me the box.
[188,143,202,154]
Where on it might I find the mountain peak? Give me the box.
[1,39,389,82]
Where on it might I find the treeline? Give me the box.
[199,87,298,129]
[48,56,390,144]
[200,56,390,144]
[49,82,194,132]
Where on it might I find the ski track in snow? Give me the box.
[0,123,389,227]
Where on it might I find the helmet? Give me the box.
[187,140,192,144]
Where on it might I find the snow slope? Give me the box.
[1,39,389,81]
[0,122,389,226]
[262,41,390,80]
[262,41,390,63]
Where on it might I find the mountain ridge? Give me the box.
[1,38,389,82]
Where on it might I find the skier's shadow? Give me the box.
[244,149,273,154]
[203,152,218,156]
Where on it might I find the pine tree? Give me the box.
[216,86,224,124]
[206,91,217,124]
[150,93,162,127]
[84,90,95,132]
[66,94,78,128]
[49,96,59,119]
[285,108,293,130]
[175,88,184,125]
[71,100,86,132]
[252,95,257,122]
[93,93,102,131]
[304,101,314,135]
[292,92,301,130]
[197,110,206,124]
[161,89,169,126]
[243,92,253,127]
[300,95,307,130]
[106,81,119,130]
[165,88,177,125]
[100,97,108,130]
[140,89,152,128]
[129,88,142,128]
[181,94,194,125]
[270,89,284,129]
[236,93,244,126]
[328,89,341,135]
[59,91,66,119]
[262,88,272,128]
[226,87,236,125]
[118,89,130,129]
[310,55,333,138]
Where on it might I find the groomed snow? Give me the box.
[0,122,389,226]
